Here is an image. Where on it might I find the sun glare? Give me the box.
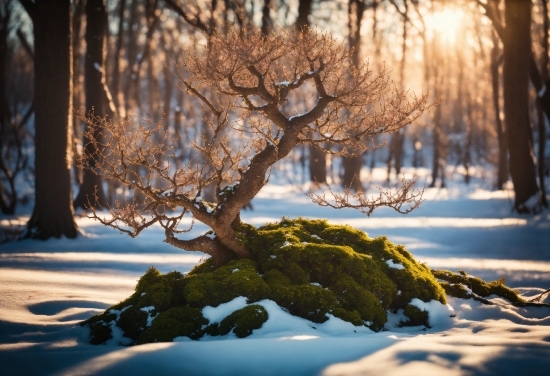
[425,8,465,44]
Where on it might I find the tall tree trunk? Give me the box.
[72,0,85,187]
[296,0,312,29]
[74,0,109,209]
[261,0,271,36]
[503,0,540,212]
[26,0,78,239]
[491,30,509,190]
[295,0,326,185]
[111,0,126,119]
[342,0,365,192]
[127,0,159,111]
[0,0,14,214]
[537,0,549,207]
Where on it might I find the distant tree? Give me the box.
[502,0,540,212]
[81,30,428,266]
[341,0,368,192]
[478,0,544,211]
[20,0,79,238]
[295,0,328,186]
[73,0,110,209]
[0,0,34,216]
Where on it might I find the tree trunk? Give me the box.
[342,0,366,191]
[341,155,363,191]
[537,0,548,207]
[111,0,126,119]
[503,0,540,212]
[295,0,326,185]
[491,30,509,190]
[0,1,14,214]
[26,0,78,239]
[74,0,109,209]
[72,0,85,187]
[296,0,312,29]
[261,0,271,36]
[309,147,327,185]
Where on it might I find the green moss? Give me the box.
[117,306,149,341]
[219,305,268,338]
[432,269,523,304]
[87,320,112,345]
[139,306,208,343]
[183,259,270,307]
[401,305,430,327]
[83,219,449,344]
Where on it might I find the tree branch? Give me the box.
[163,0,208,33]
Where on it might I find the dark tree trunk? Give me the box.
[430,109,443,188]
[74,0,109,209]
[111,0,126,119]
[126,0,159,111]
[0,1,14,214]
[26,0,78,239]
[503,0,540,212]
[341,155,363,191]
[295,0,326,185]
[308,147,327,185]
[342,0,366,191]
[296,0,312,29]
[491,30,509,190]
[0,2,11,135]
[72,0,85,187]
[261,0,271,36]
[537,0,548,207]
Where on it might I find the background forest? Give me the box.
[2,2,550,374]
[0,0,549,239]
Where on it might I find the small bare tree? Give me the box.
[80,29,429,266]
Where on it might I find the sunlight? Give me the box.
[425,7,465,44]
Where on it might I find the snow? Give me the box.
[1,166,550,375]
[386,259,405,270]
[539,85,547,98]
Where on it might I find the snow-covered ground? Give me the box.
[1,166,550,375]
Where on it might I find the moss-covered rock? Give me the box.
[401,304,430,327]
[82,218,447,344]
[432,269,523,304]
[138,306,208,343]
[219,305,269,338]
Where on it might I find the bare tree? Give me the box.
[80,30,428,266]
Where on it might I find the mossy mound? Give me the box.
[432,269,524,304]
[82,218,447,344]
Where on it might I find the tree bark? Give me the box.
[503,0,540,212]
[26,0,78,239]
[296,0,313,29]
[537,0,548,207]
[342,0,366,192]
[295,0,327,185]
[491,30,509,190]
[261,0,271,36]
[74,0,109,209]
[111,0,126,119]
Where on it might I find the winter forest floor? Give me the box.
[1,166,550,375]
